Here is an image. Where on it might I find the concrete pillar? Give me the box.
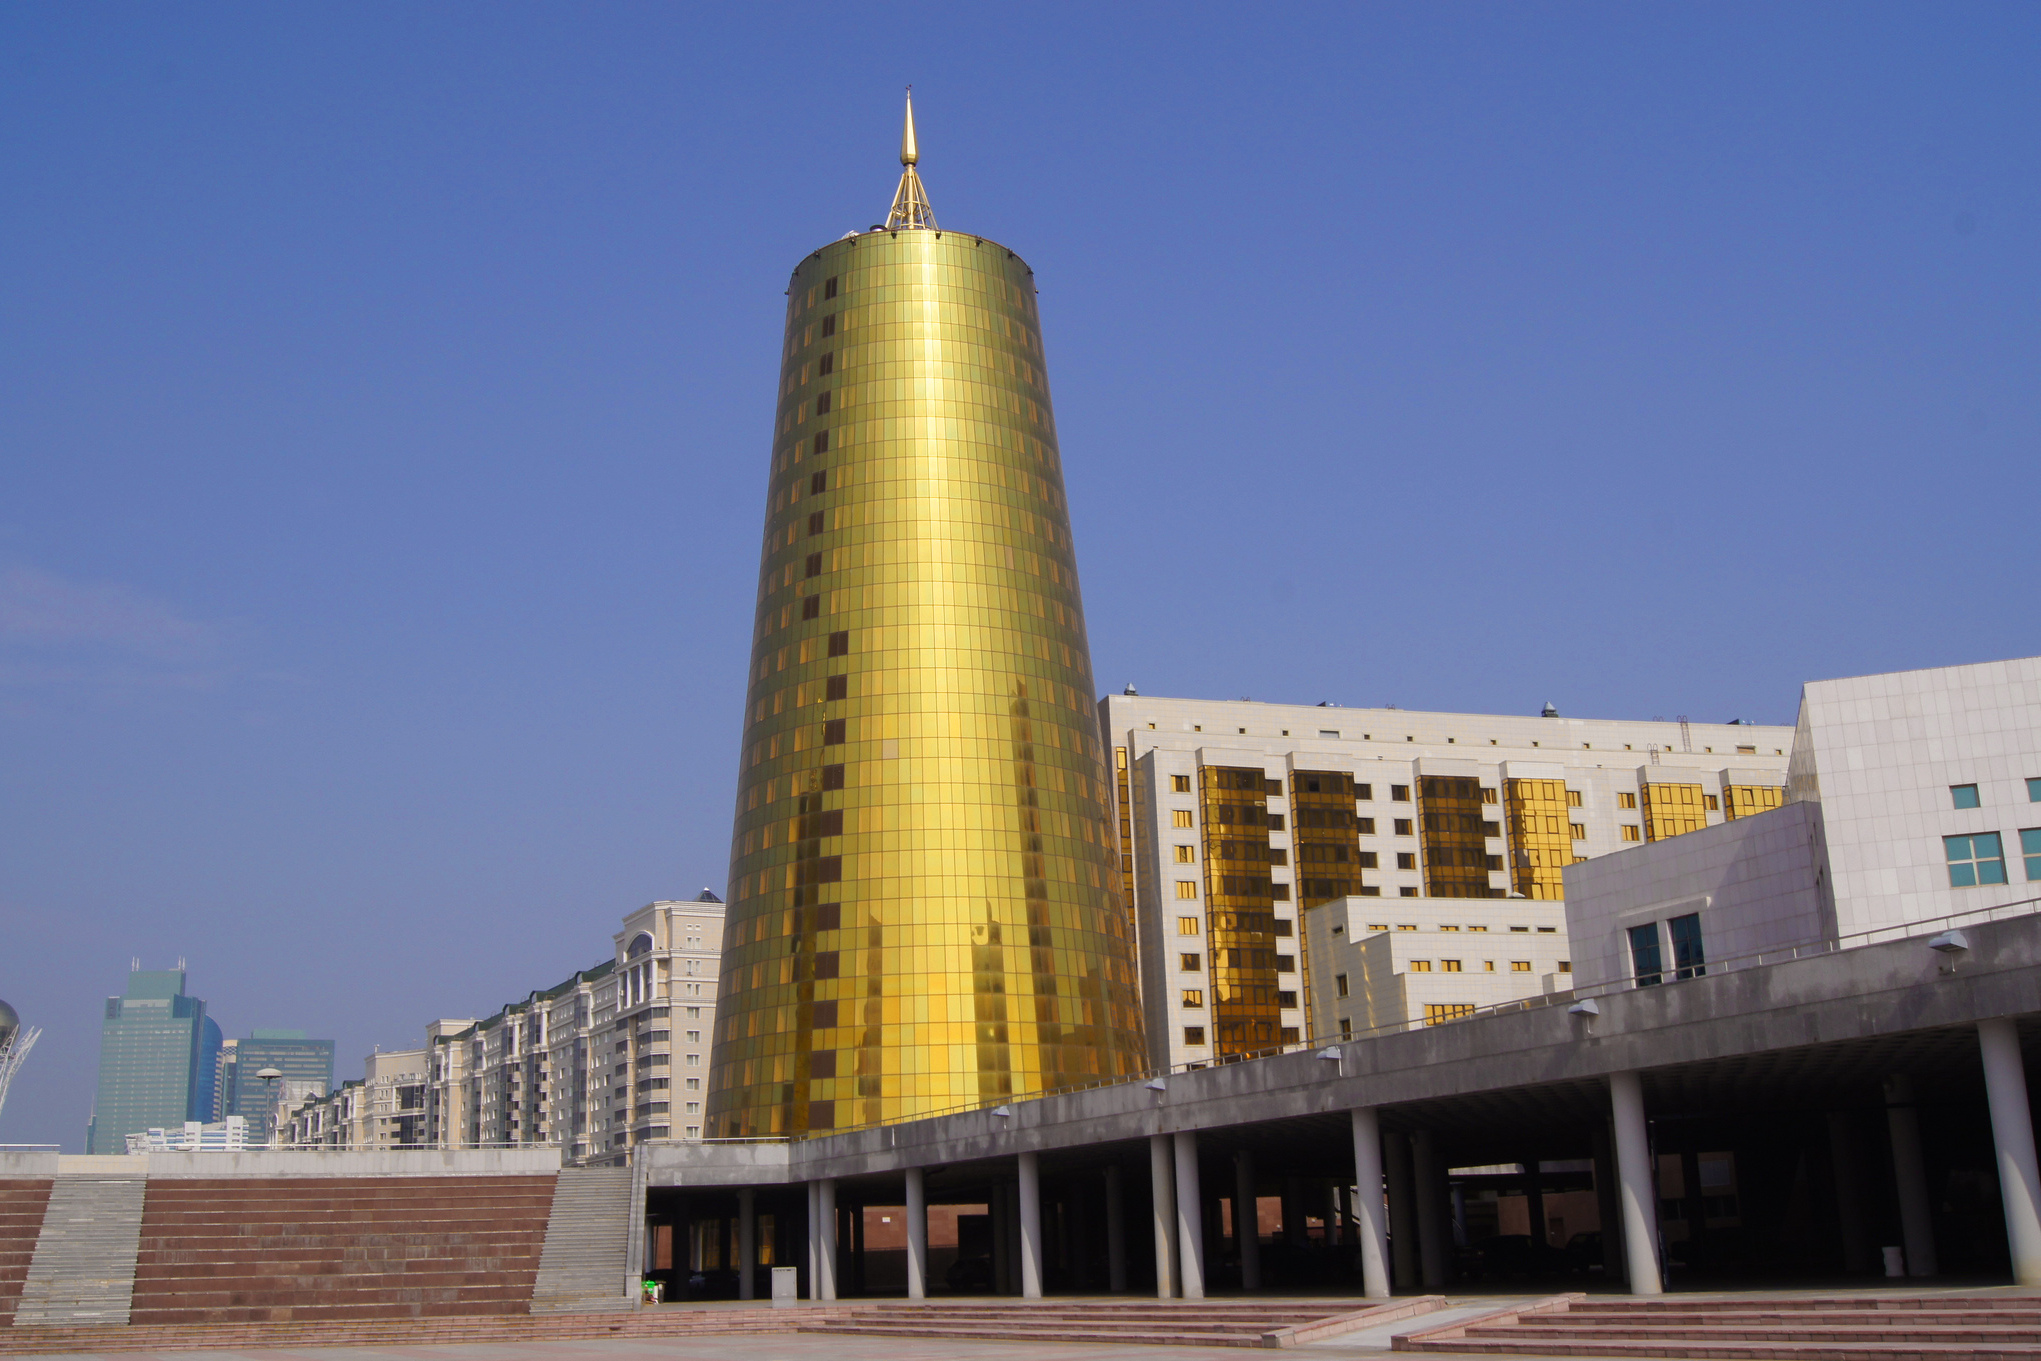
[1591,1124,1626,1283]
[1173,1131,1205,1299]
[738,1188,756,1301]
[1413,1129,1449,1288]
[1006,1182,1023,1292]
[1884,1075,1938,1277]
[816,1178,839,1301]
[1149,1134,1178,1298]
[1609,1071,1663,1295]
[1980,1019,2041,1286]
[1679,1149,1706,1265]
[1017,1152,1044,1299]
[1384,1130,1417,1291]
[991,1179,1011,1294]
[904,1167,927,1299]
[1105,1164,1128,1292]
[1525,1157,1548,1250]
[1234,1150,1261,1289]
[1355,1110,1387,1305]
[1826,1112,1872,1274]
[806,1181,822,1300]
[851,1200,866,1295]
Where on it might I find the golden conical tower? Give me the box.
[705,96,1147,1137]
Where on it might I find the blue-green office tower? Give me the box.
[86,969,220,1154]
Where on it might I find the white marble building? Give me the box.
[1565,653,2041,991]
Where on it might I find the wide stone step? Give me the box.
[1528,1311,2041,1326]
[802,1322,1281,1348]
[1479,1324,2041,1344]
[1404,1339,2041,1360]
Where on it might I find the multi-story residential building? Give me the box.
[1568,653,2041,990]
[1097,694,1793,1070]
[421,1017,479,1149]
[86,967,220,1154]
[315,892,726,1161]
[596,895,726,1156]
[280,1047,427,1149]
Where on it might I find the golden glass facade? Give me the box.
[1503,777,1573,899]
[1197,766,1280,1058]
[1419,776,1501,898]
[1723,784,1786,820]
[707,228,1146,1137]
[1290,771,1365,907]
[1640,780,1709,842]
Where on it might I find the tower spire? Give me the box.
[885,88,937,231]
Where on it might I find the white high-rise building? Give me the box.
[1097,694,1793,1069]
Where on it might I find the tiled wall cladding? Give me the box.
[709,231,1147,1137]
[0,1179,53,1322]
[128,1176,554,1324]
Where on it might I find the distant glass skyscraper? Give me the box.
[86,968,219,1154]
[227,1029,334,1145]
[707,97,1147,1137]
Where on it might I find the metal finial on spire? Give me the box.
[886,88,937,230]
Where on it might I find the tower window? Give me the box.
[826,631,849,656]
[821,314,836,336]
[818,352,833,375]
[807,511,824,535]
[812,432,829,455]
[801,596,820,620]
[822,719,846,745]
[804,553,823,578]
[810,470,828,493]
[825,675,847,701]
[815,392,831,414]
[823,277,837,299]
[821,764,845,790]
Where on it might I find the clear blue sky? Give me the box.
[2,4,2035,1148]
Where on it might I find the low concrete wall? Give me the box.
[144,1148,561,1178]
[0,1151,59,1178]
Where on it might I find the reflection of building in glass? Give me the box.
[1097,693,1792,1069]
[708,98,1145,1137]
[87,967,219,1154]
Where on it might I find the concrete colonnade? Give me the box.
[770,1017,2041,1302]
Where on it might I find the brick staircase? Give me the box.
[125,1174,557,1325]
[1395,1293,2041,1359]
[0,1303,858,1355]
[0,1182,53,1326]
[800,1296,1446,1348]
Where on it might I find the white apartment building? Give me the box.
[1567,653,2041,990]
[1301,896,1571,1040]
[282,1047,427,1149]
[293,892,727,1162]
[1096,693,1792,1070]
[589,893,727,1157]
